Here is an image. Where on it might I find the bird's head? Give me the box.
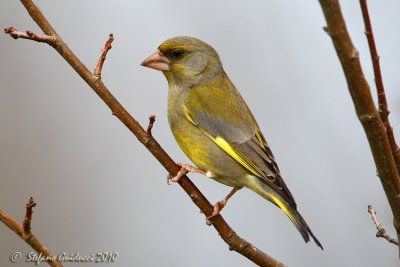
[141,36,224,87]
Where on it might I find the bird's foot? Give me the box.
[205,200,226,225]
[204,187,240,225]
[167,163,207,184]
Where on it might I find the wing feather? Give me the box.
[183,75,297,207]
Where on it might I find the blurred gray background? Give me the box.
[1,1,399,266]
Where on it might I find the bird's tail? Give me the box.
[246,177,323,249]
[266,191,323,249]
[286,204,323,250]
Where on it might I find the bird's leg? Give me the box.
[167,163,207,184]
[206,187,241,225]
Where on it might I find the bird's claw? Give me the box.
[205,200,226,225]
[167,163,206,185]
[167,164,188,185]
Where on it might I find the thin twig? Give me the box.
[146,115,156,135]
[94,33,114,78]
[4,27,55,45]
[0,198,63,267]
[4,1,285,266]
[319,0,400,248]
[359,0,400,174]
[22,197,36,235]
[368,205,399,245]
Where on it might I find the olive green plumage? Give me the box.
[146,36,322,249]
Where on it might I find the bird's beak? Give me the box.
[141,50,170,71]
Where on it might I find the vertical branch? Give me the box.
[22,197,37,235]
[146,115,156,135]
[94,33,114,78]
[359,0,400,174]
[319,0,400,250]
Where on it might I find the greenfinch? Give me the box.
[141,36,322,249]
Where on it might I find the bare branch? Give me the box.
[368,205,399,246]
[4,27,55,45]
[359,0,400,174]
[0,198,63,267]
[3,0,285,266]
[94,33,114,78]
[146,115,156,135]
[319,0,400,247]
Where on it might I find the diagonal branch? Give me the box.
[3,0,285,266]
[359,0,400,174]
[319,0,400,250]
[0,198,63,267]
[368,205,399,246]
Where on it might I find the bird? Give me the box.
[141,36,323,249]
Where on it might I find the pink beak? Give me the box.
[141,50,170,71]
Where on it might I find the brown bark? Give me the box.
[319,0,400,251]
[359,0,400,175]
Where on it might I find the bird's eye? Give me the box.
[172,49,183,58]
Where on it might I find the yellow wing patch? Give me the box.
[214,136,260,177]
[181,105,262,178]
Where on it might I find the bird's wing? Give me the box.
[183,75,297,207]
